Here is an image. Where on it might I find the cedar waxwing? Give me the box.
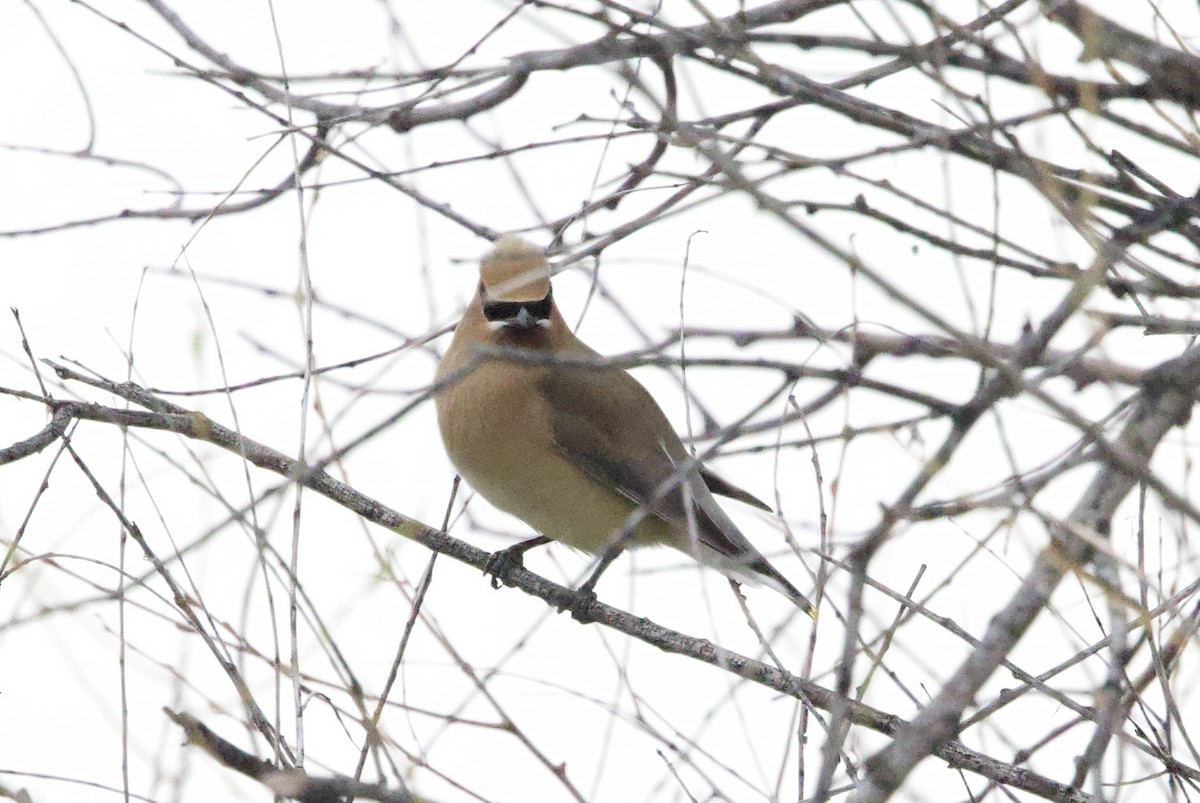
[435,235,816,618]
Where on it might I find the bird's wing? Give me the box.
[538,367,675,504]
[539,363,816,616]
[537,365,755,558]
[699,466,773,512]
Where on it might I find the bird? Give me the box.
[434,234,816,618]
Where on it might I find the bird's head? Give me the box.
[478,235,554,331]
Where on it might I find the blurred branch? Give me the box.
[677,321,1144,388]
[0,122,328,237]
[9,1,1200,798]
[854,344,1200,801]
[143,0,838,128]
[166,709,419,803]
[1089,310,1200,335]
[1042,0,1200,109]
[0,781,33,803]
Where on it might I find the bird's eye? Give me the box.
[480,282,553,328]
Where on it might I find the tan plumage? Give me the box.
[435,235,816,617]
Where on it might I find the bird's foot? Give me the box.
[557,586,598,624]
[556,548,620,622]
[483,548,522,589]
[483,536,552,589]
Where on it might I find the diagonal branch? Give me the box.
[166,709,416,803]
[0,365,1095,803]
[1042,0,1200,109]
[851,344,1200,801]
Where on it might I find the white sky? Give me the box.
[2,1,1199,801]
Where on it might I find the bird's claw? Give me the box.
[483,547,525,589]
[555,586,598,623]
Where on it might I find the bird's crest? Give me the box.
[480,235,551,303]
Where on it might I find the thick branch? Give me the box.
[166,709,417,803]
[1043,0,1200,108]
[852,345,1200,801]
[0,367,1091,803]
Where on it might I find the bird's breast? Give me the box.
[435,356,671,553]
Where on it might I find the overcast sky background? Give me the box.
[3,1,1199,801]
